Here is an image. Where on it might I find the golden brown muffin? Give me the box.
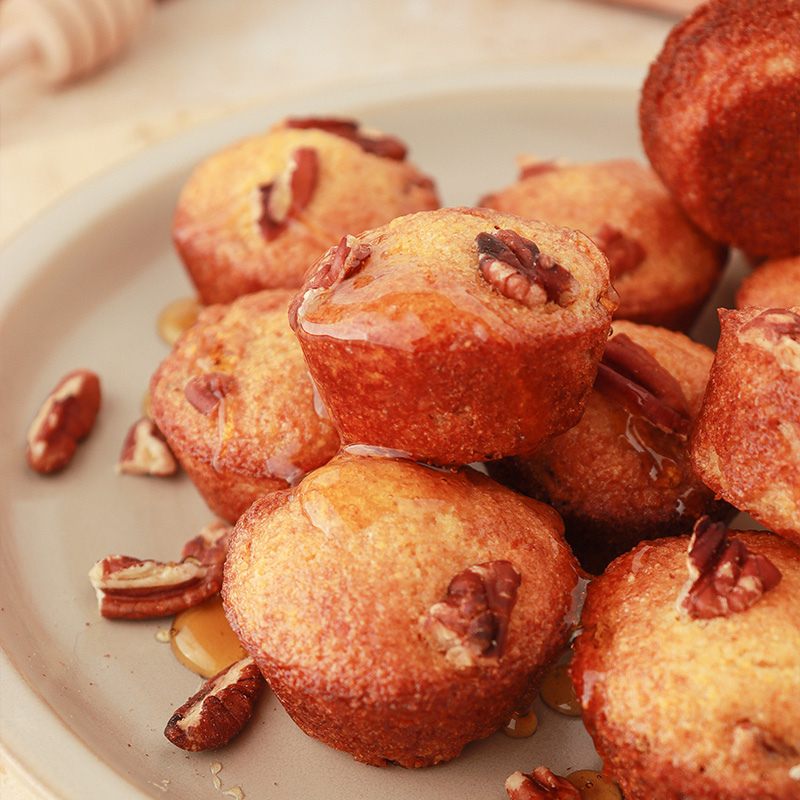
[288,206,617,466]
[690,306,800,544]
[487,320,730,575]
[736,255,800,309]
[570,522,800,800]
[222,453,580,768]
[639,0,800,259]
[479,158,727,330]
[149,289,339,522]
[173,117,440,304]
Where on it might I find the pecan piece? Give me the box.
[285,116,407,160]
[741,308,800,344]
[679,517,782,619]
[423,560,521,668]
[288,235,371,329]
[26,369,101,473]
[476,229,578,307]
[184,372,235,415]
[594,332,691,437]
[257,146,319,241]
[591,222,646,281]
[164,656,264,751]
[506,767,581,799]
[116,417,178,476]
[89,521,230,619]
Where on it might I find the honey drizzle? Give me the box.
[170,594,246,678]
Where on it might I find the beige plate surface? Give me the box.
[0,66,749,800]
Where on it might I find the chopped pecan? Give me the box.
[679,517,782,619]
[476,229,578,307]
[506,767,581,799]
[594,332,691,437]
[423,560,521,667]
[517,158,560,181]
[184,372,235,415]
[285,116,407,160]
[181,519,231,565]
[26,369,101,473]
[257,146,319,241]
[89,521,230,619]
[591,222,646,281]
[116,417,178,476]
[164,656,264,751]
[288,235,371,329]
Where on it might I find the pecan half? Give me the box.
[679,517,782,619]
[423,560,521,668]
[89,521,230,619]
[184,372,235,415]
[476,230,578,307]
[506,767,581,799]
[285,117,407,160]
[594,332,691,437]
[257,146,319,241]
[26,369,101,473]
[591,222,646,281]
[517,158,560,181]
[164,656,264,751]
[741,308,800,344]
[116,417,178,476]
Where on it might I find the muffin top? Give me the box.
[223,453,580,695]
[173,117,440,301]
[289,206,617,352]
[736,256,800,309]
[150,289,339,483]
[571,529,800,796]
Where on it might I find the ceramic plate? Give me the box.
[0,66,747,800]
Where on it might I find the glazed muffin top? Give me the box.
[478,158,727,329]
[289,206,617,351]
[149,289,339,484]
[571,529,800,797]
[223,453,580,694]
[173,117,440,302]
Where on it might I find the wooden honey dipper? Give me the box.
[0,0,155,85]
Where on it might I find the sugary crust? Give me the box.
[222,453,580,767]
[690,306,800,542]
[570,532,800,800]
[290,206,616,466]
[488,321,729,574]
[172,121,440,304]
[736,256,800,310]
[479,158,727,330]
[639,0,800,258]
[149,290,339,522]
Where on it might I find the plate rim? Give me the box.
[0,62,646,800]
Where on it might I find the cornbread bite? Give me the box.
[639,0,800,259]
[690,306,800,544]
[223,453,580,768]
[479,158,727,330]
[289,206,617,466]
[736,255,800,309]
[570,522,800,800]
[488,321,729,574]
[149,289,339,522]
[173,116,440,304]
